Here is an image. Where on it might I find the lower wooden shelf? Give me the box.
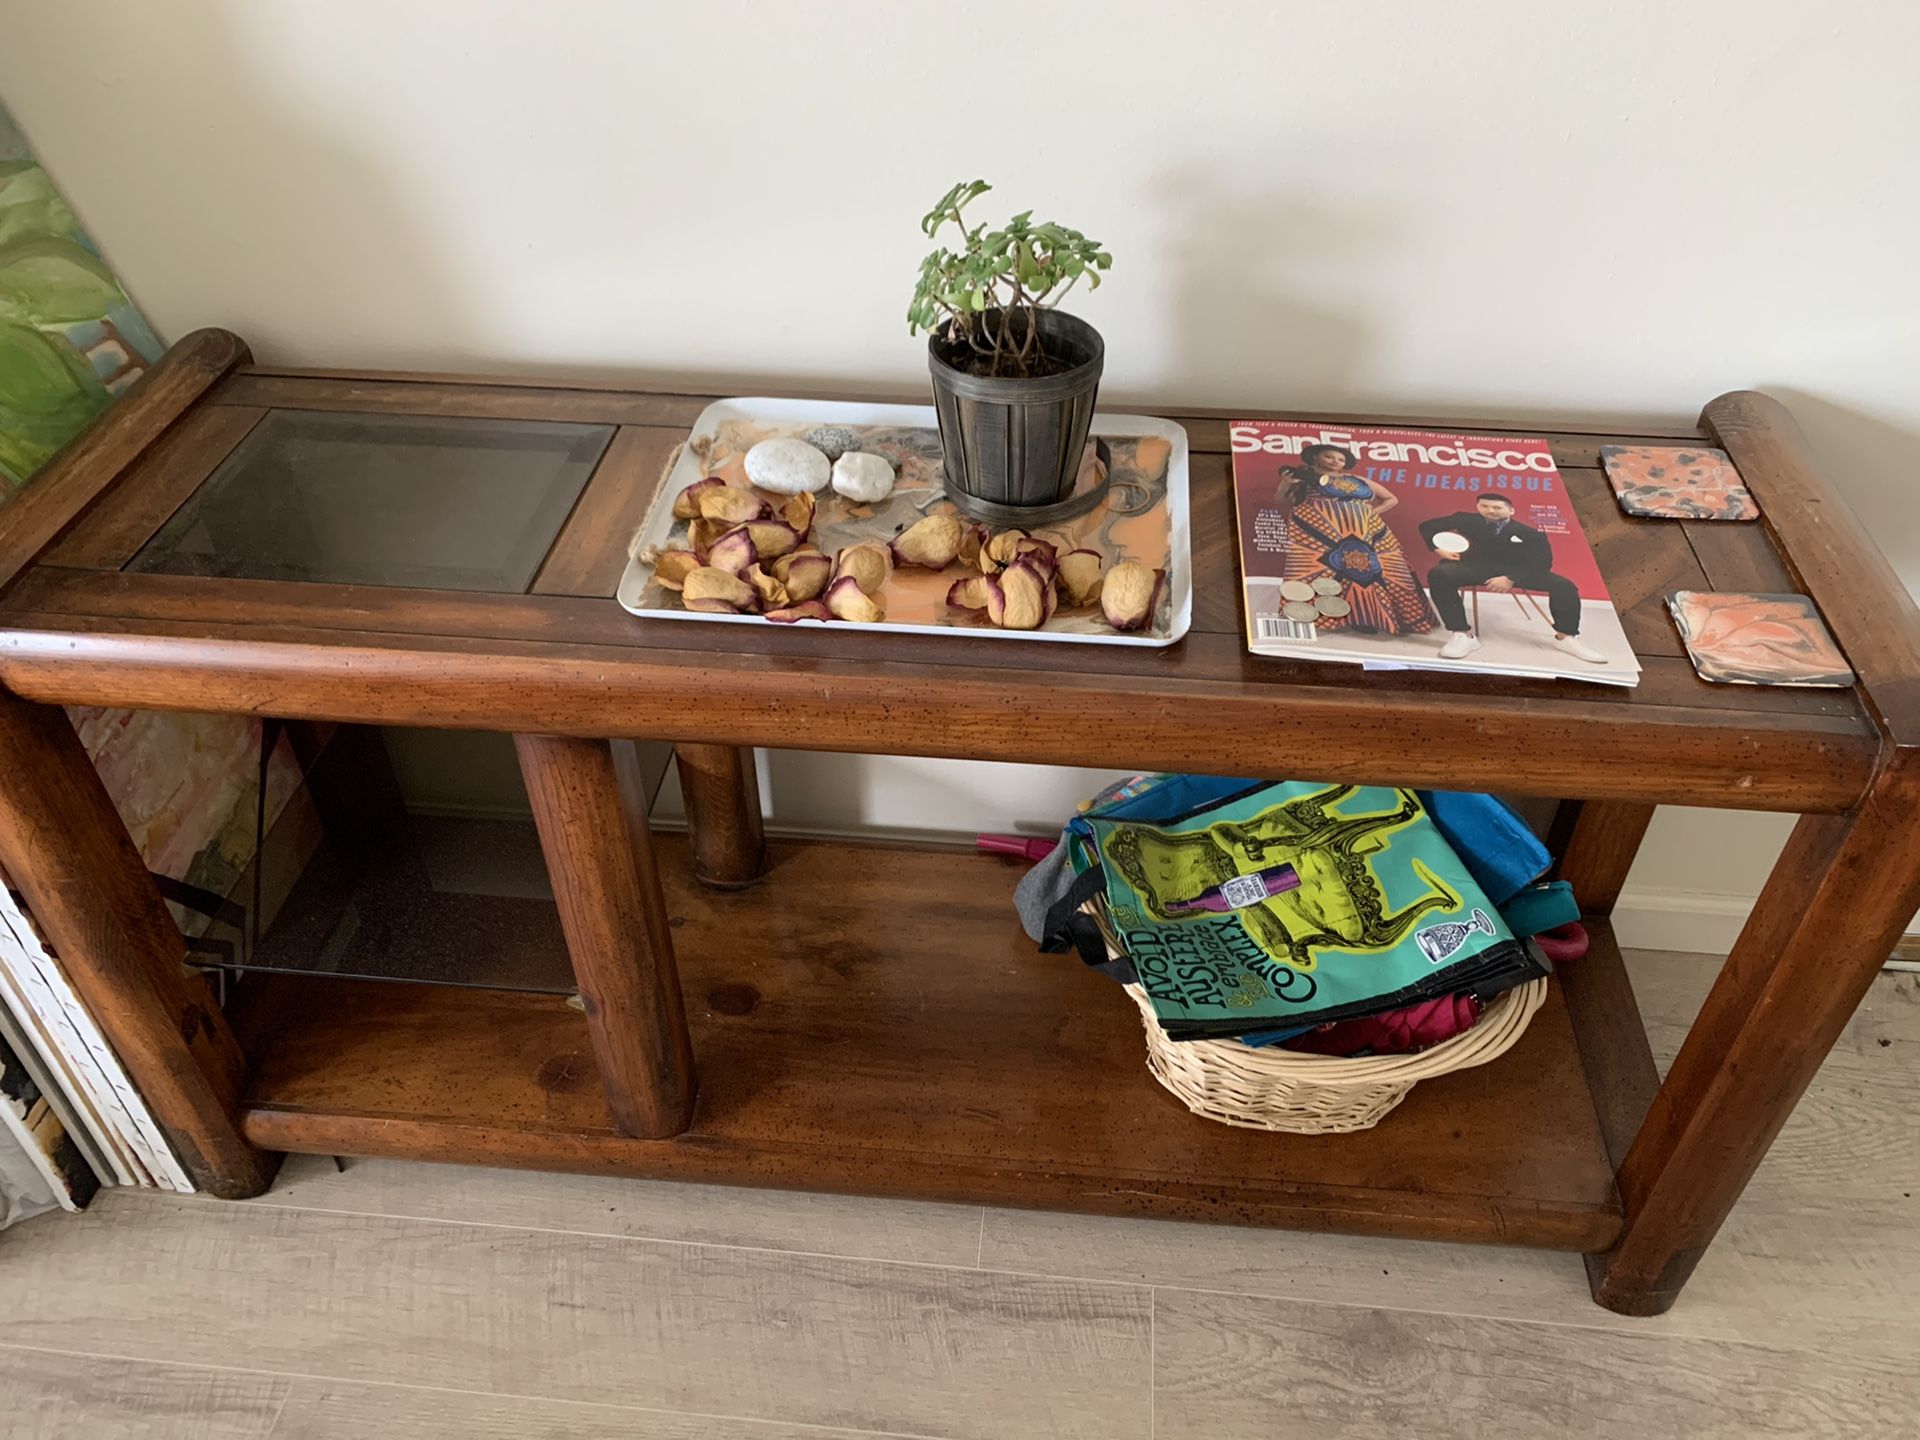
[232,835,1635,1251]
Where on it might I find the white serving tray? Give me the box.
[616,397,1191,648]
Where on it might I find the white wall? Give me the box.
[4,0,1916,946]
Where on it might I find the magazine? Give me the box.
[1230,421,1640,686]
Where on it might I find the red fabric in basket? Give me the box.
[1282,991,1484,1058]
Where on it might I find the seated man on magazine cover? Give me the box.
[1417,495,1608,664]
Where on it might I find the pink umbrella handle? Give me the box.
[1532,922,1589,963]
[976,834,1058,863]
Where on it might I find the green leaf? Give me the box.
[1014,242,1044,289]
[920,178,991,237]
[0,321,110,485]
[0,236,128,325]
[0,165,81,250]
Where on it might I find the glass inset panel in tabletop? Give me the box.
[133,410,614,591]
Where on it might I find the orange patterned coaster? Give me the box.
[1669,591,1854,687]
[1601,445,1758,521]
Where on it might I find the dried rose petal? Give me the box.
[1016,536,1059,577]
[1101,560,1161,631]
[825,574,886,623]
[652,548,701,591]
[1015,550,1057,590]
[958,523,989,569]
[672,477,726,520]
[740,519,801,561]
[947,575,992,613]
[771,550,833,602]
[980,576,1005,623]
[1030,562,1060,627]
[705,527,758,578]
[687,516,727,560]
[988,561,1051,630]
[980,528,1027,575]
[889,513,965,570]
[984,573,1036,628]
[833,542,892,596]
[765,600,832,623]
[779,491,816,540]
[682,567,756,613]
[1057,549,1104,606]
[697,485,770,526]
[744,563,788,609]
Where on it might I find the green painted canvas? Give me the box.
[0,104,161,494]
[0,102,297,929]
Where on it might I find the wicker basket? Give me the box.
[1127,977,1550,1134]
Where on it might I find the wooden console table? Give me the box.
[2,329,1916,1316]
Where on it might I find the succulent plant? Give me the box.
[907,180,1111,380]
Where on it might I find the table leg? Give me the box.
[673,743,768,889]
[0,689,279,1197]
[1548,800,1656,915]
[1549,801,1666,1244]
[1588,761,1920,1313]
[515,733,697,1138]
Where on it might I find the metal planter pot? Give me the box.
[927,310,1105,526]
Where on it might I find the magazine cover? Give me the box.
[1230,422,1640,685]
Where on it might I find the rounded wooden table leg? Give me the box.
[673,743,767,890]
[0,689,279,1198]
[1587,762,1920,1314]
[515,732,697,1138]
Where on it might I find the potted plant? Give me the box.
[908,180,1112,524]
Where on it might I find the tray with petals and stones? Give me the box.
[618,398,1191,646]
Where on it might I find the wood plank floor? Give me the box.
[3,950,1917,1439]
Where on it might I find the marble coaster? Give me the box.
[1668,591,1854,687]
[1602,445,1758,521]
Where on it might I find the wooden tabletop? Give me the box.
[0,330,1905,814]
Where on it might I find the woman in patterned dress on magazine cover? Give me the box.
[1275,444,1435,635]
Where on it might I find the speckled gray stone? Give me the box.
[804,425,860,462]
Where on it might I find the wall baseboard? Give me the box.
[1617,885,1920,966]
[1611,887,1756,956]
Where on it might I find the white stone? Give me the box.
[830,451,896,504]
[744,438,831,494]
